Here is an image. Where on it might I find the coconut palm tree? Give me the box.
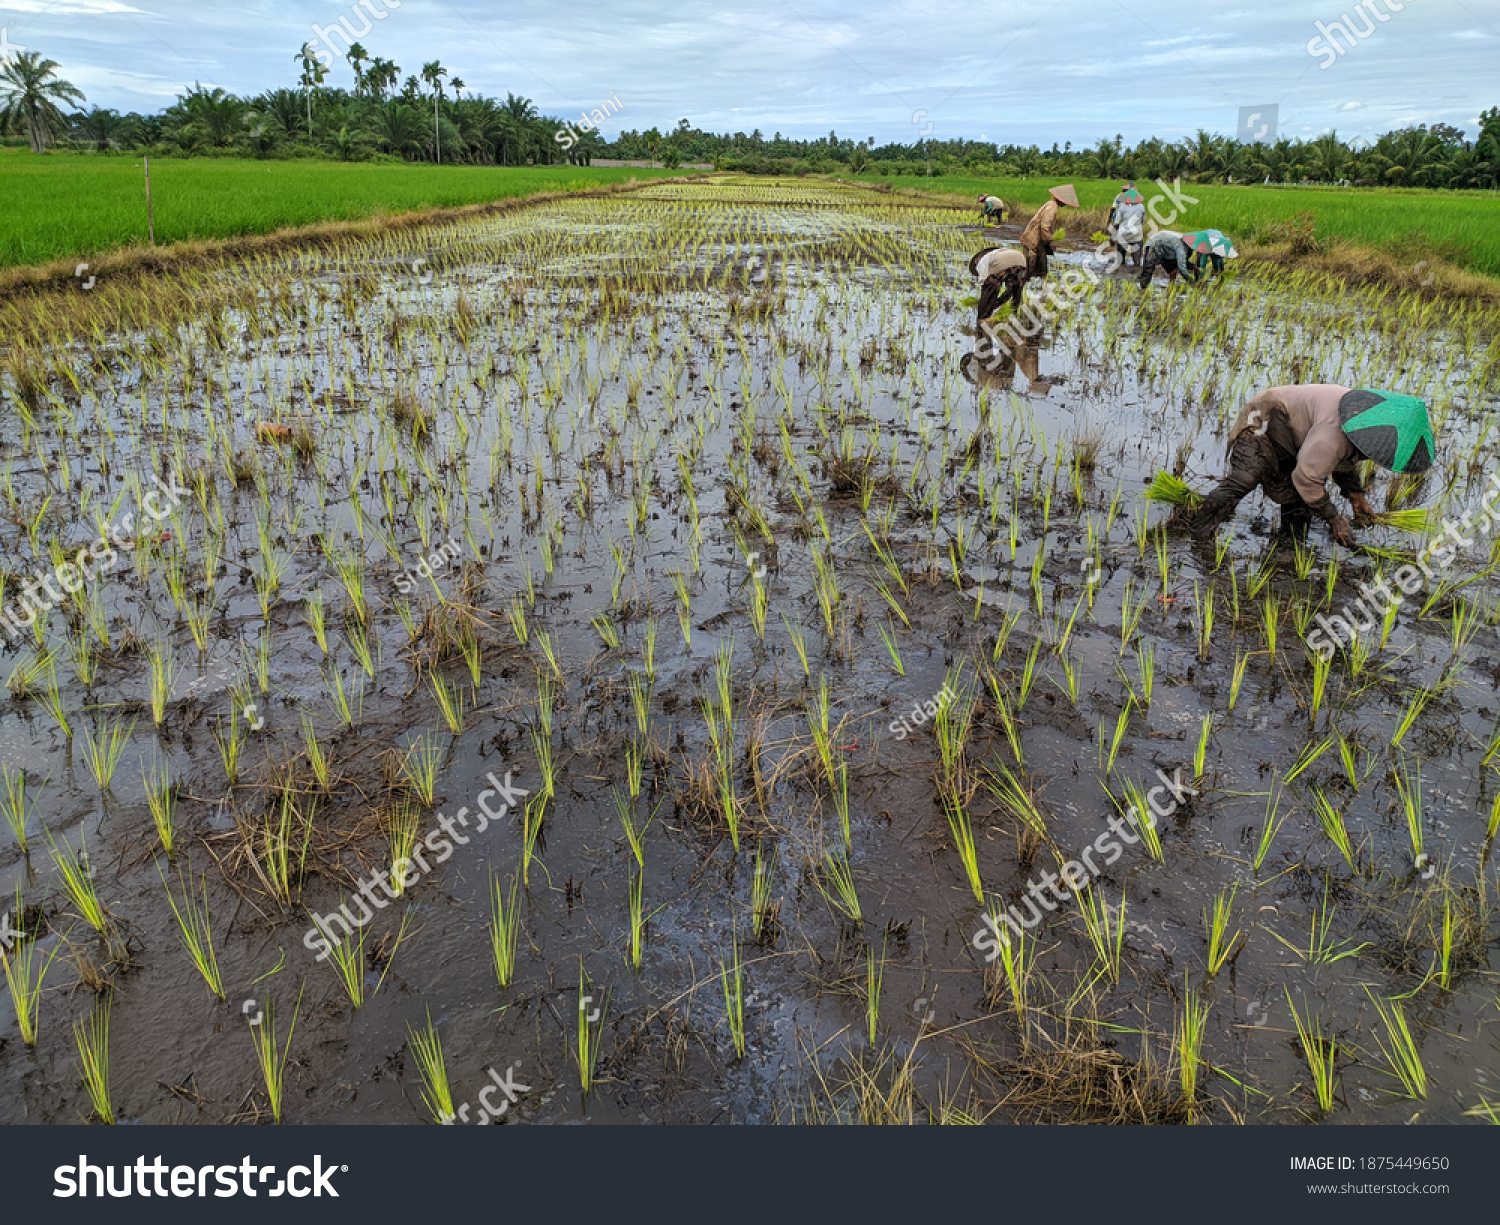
[366,57,399,100]
[0,50,86,153]
[346,42,370,94]
[420,60,447,162]
[294,42,328,136]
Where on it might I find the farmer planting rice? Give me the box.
[1181,386,1435,546]
[969,245,1029,326]
[1107,185,1146,268]
[1137,230,1198,287]
[1182,228,1238,278]
[1019,183,1077,280]
[976,194,1006,223]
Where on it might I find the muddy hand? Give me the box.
[1349,494,1376,527]
[1329,515,1356,547]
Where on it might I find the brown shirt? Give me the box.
[1020,199,1059,252]
[1229,384,1361,507]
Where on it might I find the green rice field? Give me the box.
[0,150,688,268]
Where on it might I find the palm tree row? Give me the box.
[2,47,605,165]
[637,117,1500,191]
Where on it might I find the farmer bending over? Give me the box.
[1183,385,1434,545]
[970,246,1028,326]
[1138,230,1198,287]
[977,195,1006,224]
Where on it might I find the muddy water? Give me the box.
[1,179,1497,1125]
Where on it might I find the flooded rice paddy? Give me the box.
[1,177,1499,1124]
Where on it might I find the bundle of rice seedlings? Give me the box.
[1369,508,1436,535]
[1145,472,1203,508]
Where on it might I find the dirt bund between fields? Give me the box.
[0,173,713,302]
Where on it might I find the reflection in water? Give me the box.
[961,333,1048,395]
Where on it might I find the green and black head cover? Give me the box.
[1338,389,1435,474]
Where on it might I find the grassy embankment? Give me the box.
[0,150,691,287]
[877,172,1500,297]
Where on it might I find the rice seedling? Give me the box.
[865,941,885,1046]
[1118,578,1145,656]
[1284,734,1333,784]
[1114,776,1164,862]
[1,887,64,1046]
[428,672,466,735]
[1285,990,1339,1115]
[535,629,563,681]
[1260,594,1280,662]
[146,643,181,726]
[575,965,607,1094]
[1274,875,1368,963]
[942,793,984,904]
[1101,698,1135,775]
[1203,883,1242,975]
[305,590,328,654]
[1253,786,1287,872]
[1193,714,1212,780]
[48,829,109,934]
[1434,893,1455,990]
[1370,508,1437,534]
[36,662,71,739]
[986,917,1036,1045]
[783,617,811,678]
[407,1012,455,1122]
[327,906,412,1008]
[250,989,302,1124]
[1145,472,1201,508]
[138,755,177,858]
[1311,788,1356,869]
[79,716,136,791]
[819,847,863,924]
[301,714,332,790]
[73,997,114,1124]
[591,612,620,651]
[485,868,525,989]
[1364,990,1426,1099]
[401,735,443,807]
[1077,884,1126,983]
[1390,686,1430,749]
[721,935,747,1059]
[159,866,224,1000]
[878,622,905,676]
[1175,979,1209,1108]
[2,765,35,854]
[1393,759,1425,865]
[386,803,422,895]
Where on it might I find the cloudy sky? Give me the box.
[3,0,1496,146]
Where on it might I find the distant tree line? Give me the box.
[609,117,1500,189]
